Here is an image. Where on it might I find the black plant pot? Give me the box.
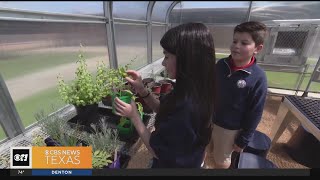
[102,95,112,107]
[74,104,99,127]
[44,137,61,146]
[44,136,85,147]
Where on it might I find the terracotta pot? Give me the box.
[159,80,173,94]
[150,82,162,95]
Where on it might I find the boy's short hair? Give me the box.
[234,21,267,46]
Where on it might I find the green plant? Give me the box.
[92,150,113,169]
[34,108,66,141]
[81,119,121,154]
[136,102,143,115]
[81,120,121,169]
[0,155,10,168]
[31,132,46,146]
[96,61,111,98]
[35,106,89,147]
[108,56,137,95]
[57,47,111,106]
[57,126,82,147]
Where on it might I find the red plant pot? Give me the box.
[151,82,162,95]
[161,83,172,94]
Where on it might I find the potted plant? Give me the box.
[106,62,146,138]
[142,68,156,88]
[107,66,133,114]
[81,120,124,169]
[116,101,144,139]
[34,108,125,169]
[34,108,83,147]
[57,49,111,126]
[102,64,145,137]
[159,79,173,94]
[150,82,162,95]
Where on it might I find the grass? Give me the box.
[0,51,107,80]
[0,86,65,140]
[0,128,5,141]
[15,87,66,128]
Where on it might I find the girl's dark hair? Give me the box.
[158,23,216,146]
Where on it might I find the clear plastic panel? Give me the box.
[152,25,166,61]
[170,1,250,24]
[0,20,109,127]
[152,1,173,22]
[114,24,147,69]
[113,1,149,20]
[0,1,104,16]
[250,1,320,23]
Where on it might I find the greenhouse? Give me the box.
[0,1,320,173]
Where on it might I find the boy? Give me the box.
[208,21,268,169]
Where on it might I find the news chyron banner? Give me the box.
[32,147,92,169]
[10,146,92,176]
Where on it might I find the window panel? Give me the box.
[152,25,166,61]
[114,24,147,69]
[0,1,104,16]
[152,1,173,22]
[113,1,148,20]
[0,20,109,127]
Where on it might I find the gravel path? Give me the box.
[6,56,104,102]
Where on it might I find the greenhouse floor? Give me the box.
[126,95,309,169]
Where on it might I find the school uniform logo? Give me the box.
[237,79,246,88]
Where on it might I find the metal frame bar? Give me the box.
[0,74,25,139]
[302,56,320,97]
[0,7,106,23]
[113,22,148,26]
[147,2,156,64]
[113,17,148,24]
[0,17,106,24]
[104,1,118,69]
[245,1,253,22]
[165,1,180,31]
[0,7,106,19]
[152,21,167,26]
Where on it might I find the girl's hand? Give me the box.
[126,70,145,95]
[114,97,140,120]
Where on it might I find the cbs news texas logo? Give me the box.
[11,147,92,169]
